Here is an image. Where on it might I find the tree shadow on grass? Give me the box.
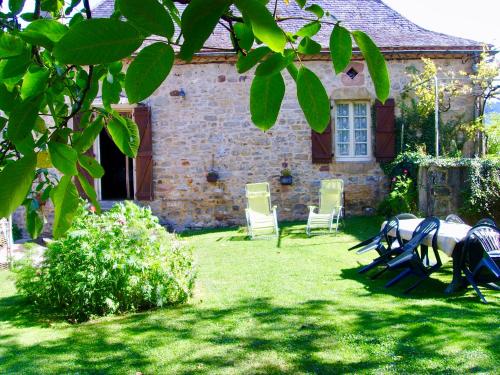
[340,264,500,307]
[1,295,498,374]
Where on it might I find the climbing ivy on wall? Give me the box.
[382,152,500,222]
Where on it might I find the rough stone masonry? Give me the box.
[144,56,474,230]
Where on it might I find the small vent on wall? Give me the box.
[346,67,358,79]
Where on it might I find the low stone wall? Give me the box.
[149,160,388,230]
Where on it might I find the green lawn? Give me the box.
[0,217,498,374]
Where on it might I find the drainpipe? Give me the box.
[434,75,439,157]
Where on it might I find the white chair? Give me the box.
[245,182,279,239]
[306,179,344,236]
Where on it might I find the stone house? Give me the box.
[78,0,483,230]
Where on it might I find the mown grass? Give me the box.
[0,217,498,374]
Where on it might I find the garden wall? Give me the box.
[417,165,467,217]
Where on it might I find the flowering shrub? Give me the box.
[381,152,500,221]
[378,173,418,217]
[15,201,195,322]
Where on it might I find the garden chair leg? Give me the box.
[335,211,341,233]
[358,258,384,274]
[464,269,488,303]
[385,268,412,288]
[370,265,389,279]
[404,275,427,294]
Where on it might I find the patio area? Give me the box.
[0,217,498,374]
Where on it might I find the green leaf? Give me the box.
[0,84,19,113]
[233,23,254,51]
[53,19,143,65]
[21,20,68,50]
[294,0,306,8]
[109,61,123,75]
[236,46,271,73]
[69,12,84,27]
[235,0,286,53]
[48,141,78,176]
[41,0,64,13]
[352,30,390,103]
[7,95,43,144]
[118,0,174,39]
[107,115,139,158]
[295,21,321,38]
[286,63,299,81]
[51,175,79,238]
[78,154,104,178]
[74,116,104,153]
[65,0,82,15]
[179,0,232,61]
[125,42,174,104]
[0,48,31,81]
[305,4,324,18]
[296,67,330,132]
[0,152,36,218]
[255,52,294,76]
[163,0,181,26]
[330,24,352,74]
[9,0,26,14]
[0,117,7,132]
[102,74,122,109]
[15,133,35,155]
[77,173,100,213]
[21,66,50,100]
[0,32,25,58]
[250,72,285,130]
[298,37,322,55]
[25,200,44,239]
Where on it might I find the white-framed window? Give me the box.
[334,101,371,161]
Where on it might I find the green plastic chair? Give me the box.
[245,182,279,239]
[306,179,344,236]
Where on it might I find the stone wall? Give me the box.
[145,57,474,230]
[11,55,476,234]
[418,165,467,217]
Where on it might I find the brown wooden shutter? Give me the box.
[311,122,332,163]
[375,98,396,162]
[73,113,95,199]
[134,105,153,201]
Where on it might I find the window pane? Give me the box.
[338,143,349,155]
[337,117,349,129]
[355,130,367,142]
[337,104,349,117]
[355,143,367,155]
[354,117,367,129]
[338,130,349,142]
[354,103,367,116]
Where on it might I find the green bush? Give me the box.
[461,158,500,222]
[381,152,500,222]
[377,174,418,217]
[15,201,196,322]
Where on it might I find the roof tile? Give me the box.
[92,0,482,52]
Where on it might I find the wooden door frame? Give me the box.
[94,105,137,201]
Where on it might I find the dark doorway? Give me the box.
[99,130,134,200]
